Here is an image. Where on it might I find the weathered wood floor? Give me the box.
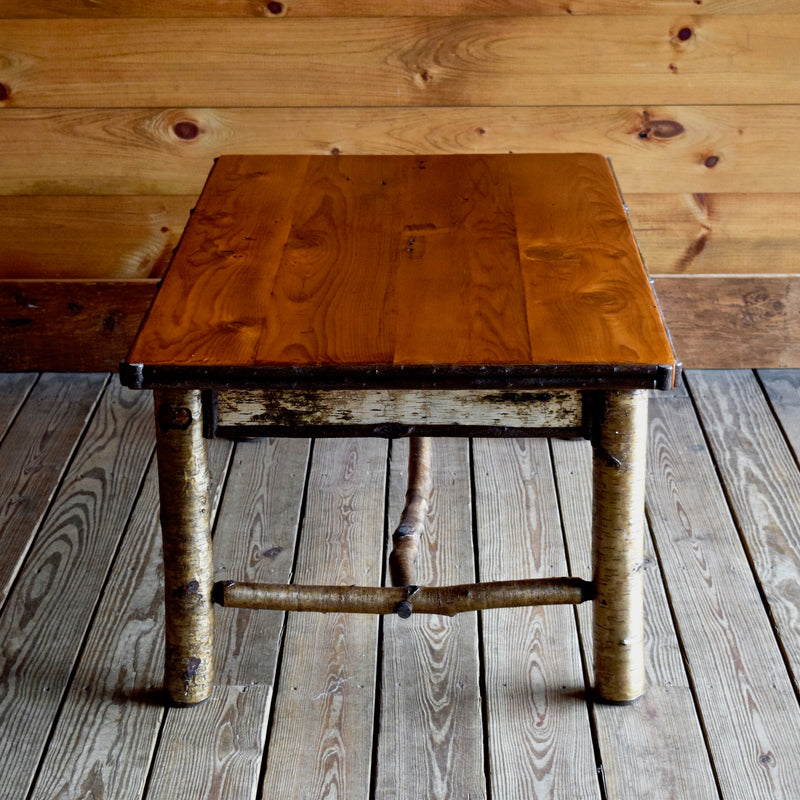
[1,370,799,799]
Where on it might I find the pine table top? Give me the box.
[122,153,678,391]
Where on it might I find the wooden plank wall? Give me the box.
[1,1,798,370]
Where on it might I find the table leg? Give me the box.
[154,388,214,705]
[591,389,648,703]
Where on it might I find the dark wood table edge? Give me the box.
[120,361,681,393]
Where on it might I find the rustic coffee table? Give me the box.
[121,153,679,707]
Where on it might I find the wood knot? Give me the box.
[0,83,9,102]
[636,110,685,141]
[158,403,193,433]
[173,120,201,141]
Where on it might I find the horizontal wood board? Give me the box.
[0,280,159,372]
[3,17,800,107]
[4,0,799,17]
[1,275,795,373]
[0,106,798,196]
[2,192,799,281]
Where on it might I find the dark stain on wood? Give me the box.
[249,390,356,427]
[675,230,710,273]
[173,121,200,141]
[183,656,202,683]
[635,110,685,141]
[479,391,555,405]
[743,288,786,326]
[158,402,193,433]
[173,579,200,599]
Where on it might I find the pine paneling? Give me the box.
[3,17,800,108]
[2,106,800,196]
[4,0,799,18]
[0,4,797,369]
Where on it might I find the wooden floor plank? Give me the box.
[0,372,107,604]
[28,438,232,800]
[212,437,312,685]
[646,383,800,800]
[551,430,719,800]
[259,438,386,799]
[759,369,800,464]
[147,684,273,800]
[687,370,800,694]
[147,436,310,798]
[0,380,154,798]
[376,438,486,800]
[1,370,799,797]
[0,372,37,439]
[473,437,600,799]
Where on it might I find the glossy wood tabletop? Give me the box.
[123,153,678,390]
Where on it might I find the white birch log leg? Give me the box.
[154,389,214,705]
[591,390,648,703]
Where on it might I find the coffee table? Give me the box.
[121,153,679,707]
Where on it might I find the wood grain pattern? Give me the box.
[646,386,800,799]
[473,437,600,799]
[759,369,800,461]
[254,156,399,367]
[0,196,186,280]
[2,368,800,794]
[211,437,310,685]
[28,438,233,800]
[0,280,159,371]
[131,157,310,368]
[653,274,800,368]
[0,381,154,798]
[509,155,673,371]
[3,17,800,108]
[3,193,798,284]
[551,433,719,800]
[391,155,530,366]
[126,153,677,388]
[148,684,273,798]
[628,193,800,275]
[260,438,386,799]
[2,106,799,197]
[0,373,106,604]
[0,372,36,439]
[4,0,796,17]
[377,438,487,800]
[686,370,800,691]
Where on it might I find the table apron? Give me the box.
[206,388,589,439]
